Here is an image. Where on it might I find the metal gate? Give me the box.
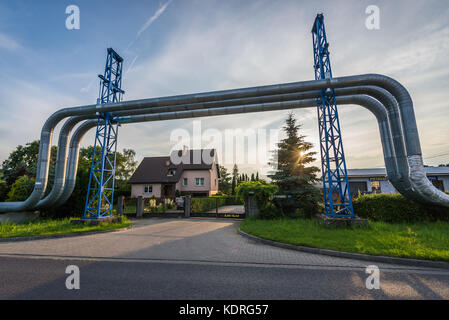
[190,197,245,219]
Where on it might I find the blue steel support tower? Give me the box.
[83,48,125,219]
[311,14,354,217]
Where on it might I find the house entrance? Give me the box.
[162,184,175,198]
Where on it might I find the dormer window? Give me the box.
[167,169,176,176]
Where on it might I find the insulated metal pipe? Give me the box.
[2,73,447,211]
[54,94,393,207]
[47,85,407,208]
[40,90,328,207]
[35,115,95,208]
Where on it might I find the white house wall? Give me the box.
[131,183,162,198]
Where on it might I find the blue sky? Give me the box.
[0,0,449,176]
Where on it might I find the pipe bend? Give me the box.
[53,93,398,208]
[5,73,448,211]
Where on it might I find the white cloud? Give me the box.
[0,32,20,50]
[2,0,449,171]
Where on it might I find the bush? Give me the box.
[272,185,322,219]
[259,202,284,219]
[236,181,279,219]
[353,193,449,223]
[7,175,35,202]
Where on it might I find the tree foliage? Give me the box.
[1,140,57,192]
[236,180,278,204]
[231,164,239,195]
[236,180,280,219]
[7,175,35,202]
[0,140,138,217]
[268,112,321,217]
[0,173,8,202]
[42,146,138,217]
[218,165,232,195]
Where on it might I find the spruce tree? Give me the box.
[231,164,239,195]
[268,112,321,216]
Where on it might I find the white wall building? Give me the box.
[345,167,449,196]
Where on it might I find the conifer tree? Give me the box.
[268,112,321,216]
[231,164,239,195]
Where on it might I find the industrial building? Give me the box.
[346,167,449,196]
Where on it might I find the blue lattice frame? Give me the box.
[83,48,124,219]
[312,14,354,218]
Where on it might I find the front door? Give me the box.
[162,184,175,198]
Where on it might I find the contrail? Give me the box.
[137,0,173,37]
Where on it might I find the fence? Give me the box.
[121,197,183,217]
[190,196,245,219]
[120,196,245,219]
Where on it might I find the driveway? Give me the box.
[0,218,448,299]
[206,205,245,214]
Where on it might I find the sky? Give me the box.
[0,0,448,177]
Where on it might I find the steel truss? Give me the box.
[312,14,354,217]
[83,48,124,219]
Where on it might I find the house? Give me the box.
[345,167,449,196]
[129,149,220,199]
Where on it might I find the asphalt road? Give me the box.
[0,218,448,300]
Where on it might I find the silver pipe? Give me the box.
[35,115,95,208]
[2,73,447,211]
[50,86,406,208]
[55,120,97,206]
[54,94,394,207]
[42,91,326,208]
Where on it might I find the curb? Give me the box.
[238,229,449,270]
[0,225,131,243]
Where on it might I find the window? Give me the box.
[349,182,367,197]
[183,178,188,186]
[167,169,176,176]
[370,181,381,193]
[144,185,153,193]
[195,178,204,186]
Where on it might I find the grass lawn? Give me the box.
[0,216,131,239]
[240,218,449,262]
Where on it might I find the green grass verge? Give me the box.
[0,216,131,239]
[240,218,449,262]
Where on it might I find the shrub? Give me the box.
[7,175,35,202]
[259,202,284,219]
[191,197,223,212]
[273,186,322,219]
[353,193,449,223]
[236,181,279,219]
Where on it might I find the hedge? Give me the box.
[353,193,449,223]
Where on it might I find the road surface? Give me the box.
[0,218,448,299]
